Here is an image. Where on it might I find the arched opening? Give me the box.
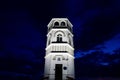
[61,22,66,26]
[54,22,59,26]
[57,57,61,61]
[57,34,62,42]
[54,30,66,37]
[48,35,52,45]
[69,35,71,45]
[48,39,50,45]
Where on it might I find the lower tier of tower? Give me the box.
[44,53,75,80]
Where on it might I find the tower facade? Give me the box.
[44,18,75,80]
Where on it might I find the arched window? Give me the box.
[48,39,50,45]
[69,35,71,45]
[54,22,59,26]
[61,22,66,26]
[48,35,51,45]
[57,58,61,61]
[57,34,62,42]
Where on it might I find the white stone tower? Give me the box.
[44,18,75,80]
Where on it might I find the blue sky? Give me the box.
[0,0,120,79]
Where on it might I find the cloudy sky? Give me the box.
[0,0,120,79]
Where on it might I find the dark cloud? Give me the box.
[0,9,45,79]
[65,0,120,51]
[0,0,120,79]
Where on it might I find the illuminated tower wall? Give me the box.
[44,18,75,80]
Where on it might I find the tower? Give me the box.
[44,18,75,80]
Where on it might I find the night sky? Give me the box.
[0,0,120,80]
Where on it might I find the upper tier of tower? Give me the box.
[47,18,73,33]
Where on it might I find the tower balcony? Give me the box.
[48,26,73,33]
[45,43,74,56]
[52,41,67,43]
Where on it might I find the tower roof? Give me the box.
[47,18,73,28]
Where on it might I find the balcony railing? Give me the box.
[48,26,72,33]
[52,41,67,43]
[46,44,74,56]
[51,51,68,53]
